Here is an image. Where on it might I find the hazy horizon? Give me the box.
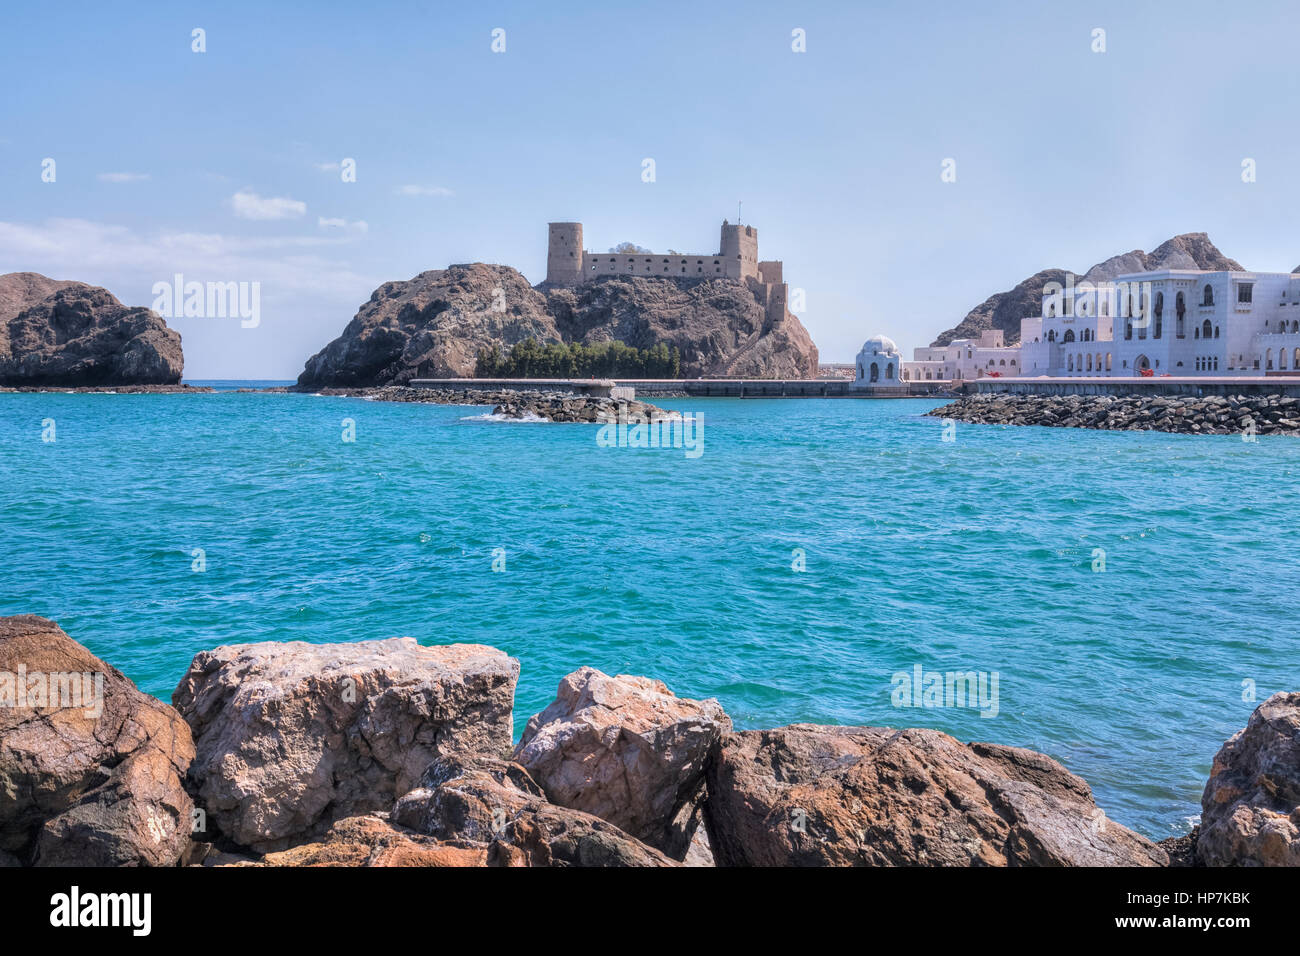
[4,0,1300,378]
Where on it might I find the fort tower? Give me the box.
[546,222,585,285]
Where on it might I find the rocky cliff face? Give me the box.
[933,233,1246,346]
[0,272,184,386]
[297,263,818,386]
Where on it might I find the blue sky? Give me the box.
[3,0,1299,379]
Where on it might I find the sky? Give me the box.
[3,0,1300,379]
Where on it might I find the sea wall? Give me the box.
[930,391,1300,436]
[2,615,1294,867]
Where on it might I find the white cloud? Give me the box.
[0,217,374,298]
[397,184,454,197]
[318,216,369,235]
[97,172,151,183]
[230,190,307,221]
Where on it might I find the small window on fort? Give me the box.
[1238,284,1253,304]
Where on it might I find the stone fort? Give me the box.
[546,220,785,287]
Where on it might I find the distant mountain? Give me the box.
[933,233,1246,346]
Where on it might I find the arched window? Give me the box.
[1202,284,1214,306]
[1266,348,1274,371]
[1068,354,1074,371]
[869,362,879,383]
[1176,291,1186,337]
[1125,321,1133,340]
[1203,319,1213,339]
[1105,352,1112,371]
[1063,329,1075,343]
[1047,329,1056,342]
[886,363,894,380]
[1214,325,1220,339]
[1154,292,1163,338]
[1086,354,1093,371]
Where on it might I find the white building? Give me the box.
[902,330,1022,382]
[853,335,903,386]
[888,267,1300,383]
[1018,269,1300,377]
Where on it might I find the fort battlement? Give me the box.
[546,220,771,285]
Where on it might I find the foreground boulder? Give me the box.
[0,615,194,866]
[514,667,729,858]
[1199,692,1300,866]
[392,754,677,867]
[0,272,183,385]
[705,725,1167,866]
[172,638,518,850]
[230,815,487,867]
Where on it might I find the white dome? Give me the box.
[859,334,899,356]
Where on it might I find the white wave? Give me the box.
[460,411,550,423]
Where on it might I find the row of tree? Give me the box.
[475,338,682,378]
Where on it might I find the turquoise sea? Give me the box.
[3,384,1297,840]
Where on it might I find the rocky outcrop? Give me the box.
[0,615,195,866]
[928,392,1300,435]
[543,275,818,378]
[298,264,555,386]
[1198,693,1300,867]
[296,263,818,387]
[704,725,1167,867]
[392,753,677,867]
[934,233,1245,346]
[513,668,730,858]
[292,383,675,423]
[172,637,518,851]
[0,272,184,386]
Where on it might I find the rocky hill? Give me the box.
[933,233,1246,346]
[0,272,183,386]
[297,263,818,386]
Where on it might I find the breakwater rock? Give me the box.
[294,383,675,424]
[929,392,1300,436]
[2,615,1295,866]
[0,616,194,866]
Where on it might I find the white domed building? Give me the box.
[854,335,903,387]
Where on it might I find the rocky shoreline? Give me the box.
[0,384,213,394]
[2,614,1293,868]
[282,384,676,423]
[929,392,1300,436]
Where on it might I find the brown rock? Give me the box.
[0,615,195,866]
[172,637,518,851]
[249,815,486,867]
[392,754,677,867]
[297,262,818,387]
[1199,692,1300,866]
[0,273,183,386]
[513,667,729,858]
[704,725,1167,867]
